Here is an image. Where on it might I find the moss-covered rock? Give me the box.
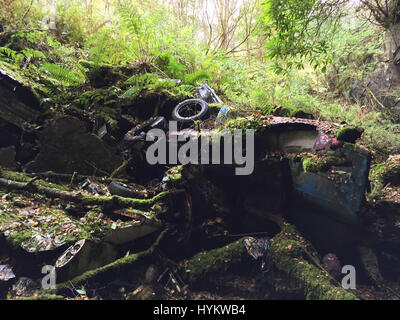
[302,155,346,173]
[182,238,249,285]
[370,161,400,187]
[123,86,192,120]
[335,126,363,143]
[79,60,127,88]
[368,159,400,202]
[25,117,123,175]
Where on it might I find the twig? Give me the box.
[84,161,110,176]
[110,159,130,179]
[70,172,77,187]
[20,0,34,24]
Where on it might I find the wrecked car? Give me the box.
[0,67,397,301]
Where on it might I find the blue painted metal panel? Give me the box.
[289,145,371,223]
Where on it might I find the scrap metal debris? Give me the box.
[0,265,15,281]
[55,239,86,270]
[243,237,272,275]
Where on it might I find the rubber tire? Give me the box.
[172,99,209,124]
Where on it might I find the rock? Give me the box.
[335,126,364,143]
[0,145,16,169]
[349,80,366,102]
[126,265,159,300]
[79,61,126,88]
[349,49,400,122]
[25,117,123,175]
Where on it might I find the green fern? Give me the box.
[125,73,158,86]
[122,73,158,99]
[41,63,86,86]
[121,86,137,99]
[0,47,25,65]
[119,6,143,36]
[21,48,46,60]
[183,70,211,85]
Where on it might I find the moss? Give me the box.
[270,223,358,300]
[370,162,400,187]
[7,231,33,248]
[120,84,192,120]
[290,109,314,119]
[0,168,29,182]
[208,103,224,115]
[0,168,72,191]
[25,117,123,175]
[0,61,27,85]
[73,87,121,130]
[79,60,126,88]
[55,228,168,291]
[225,115,265,130]
[368,160,400,201]
[0,171,181,209]
[182,222,357,300]
[183,238,248,284]
[163,165,186,188]
[80,190,176,207]
[335,126,363,143]
[302,155,345,173]
[15,293,65,300]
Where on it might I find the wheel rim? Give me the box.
[178,101,203,119]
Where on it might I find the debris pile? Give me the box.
[0,65,399,301]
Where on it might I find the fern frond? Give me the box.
[21,48,46,60]
[41,63,86,86]
[0,47,25,65]
[183,70,211,85]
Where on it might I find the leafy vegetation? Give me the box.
[0,0,399,155]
